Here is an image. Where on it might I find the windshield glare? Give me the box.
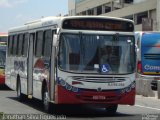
[59,33,135,74]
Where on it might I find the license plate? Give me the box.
[93,96,105,100]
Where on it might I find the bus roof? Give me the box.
[9,16,134,34]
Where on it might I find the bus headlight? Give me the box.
[59,78,66,87]
[58,77,80,92]
[66,83,72,91]
[72,87,79,92]
[121,82,135,94]
[121,89,125,94]
[125,86,131,93]
[131,82,136,89]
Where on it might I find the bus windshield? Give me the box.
[59,33,135,74]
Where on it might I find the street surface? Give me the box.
[0,86,160,120]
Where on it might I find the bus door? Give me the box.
[27,33,34,97]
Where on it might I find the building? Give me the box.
[68,0,160,31]
[68,0,76,16]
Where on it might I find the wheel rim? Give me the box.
[43,91,49,111]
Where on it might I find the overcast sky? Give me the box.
[0,0,68,32]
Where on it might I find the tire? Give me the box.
[105,104,118,115]
[17,79,25,101]
[42,86,52,113]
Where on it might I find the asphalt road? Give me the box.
[0,85,160,120]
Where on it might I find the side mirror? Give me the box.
[53,34,58,46]
[56,28,60,34]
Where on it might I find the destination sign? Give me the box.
[62,18,134,32]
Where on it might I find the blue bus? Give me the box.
[136,32,160,90]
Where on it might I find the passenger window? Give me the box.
[43,30,52,57]
[22,33,29,56]
[35,31,43,57]
[13,35,18,55]
[18,34,24,56]
[8,36,13,56]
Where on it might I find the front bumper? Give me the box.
[55,85,135,105]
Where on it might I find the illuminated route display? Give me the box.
[62,18,134,32]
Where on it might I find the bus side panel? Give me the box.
[141,33,160,75]
[9,57,17,90]
[19,57,28,95]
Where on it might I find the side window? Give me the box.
[35,31,43,57]
[22,33,29,56]
[18,34,24,56]
[43,30,52,57]
[8,35,13,56]
[13,35,18,55]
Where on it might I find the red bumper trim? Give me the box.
[55,85,135,105]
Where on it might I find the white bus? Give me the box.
[6,16,136,114]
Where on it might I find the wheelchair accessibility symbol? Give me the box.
[100,64,110,73]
